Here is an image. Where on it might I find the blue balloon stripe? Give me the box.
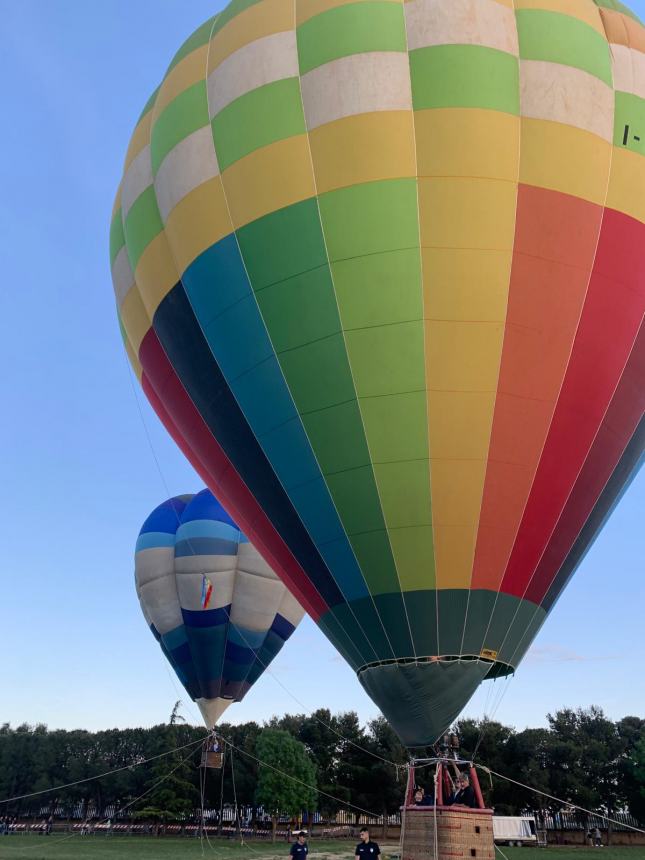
[153,285,344,608]
[270,612,296,641]
[180,489,238,528]
[136,531,176,551]
[185,625,228,699]
[161,625,189,651]
[182,606,231,627]
[167,640,193,665]
[224,640,256,666]
[139,496,191,535]
[159,625,201,700]
[175,536,240,557]
[244,630,285,687]
[181,236,370,603]
[176,518,241,542]
[227,624,267,649]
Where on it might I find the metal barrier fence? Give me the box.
[19,803,643,834]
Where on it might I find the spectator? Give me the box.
[290,829,308,859]
[355,827,380,860]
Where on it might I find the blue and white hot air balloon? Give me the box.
[135,489,305,727]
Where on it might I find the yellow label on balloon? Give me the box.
[480,649,498,661]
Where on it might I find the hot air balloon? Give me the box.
[113,0,645,747]
[135,489,305,727]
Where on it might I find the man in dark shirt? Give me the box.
[449,774,477,808]
[290,831,308,859]
[355,827,380,860]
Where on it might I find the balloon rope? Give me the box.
[476,765,645,835]
[470,673,514,762]
[220,735,383,820]
[432,763,439,860]
[123,352,175,503]
[226,747,263,856]
[0,743,202,854]
[0,734,207,806]
[200,763,226,856]
[221,614,400,767]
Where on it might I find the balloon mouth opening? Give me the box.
[356,654,514,681]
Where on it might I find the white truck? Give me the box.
[493,816,540,846]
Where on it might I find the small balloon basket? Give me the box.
[400,759,494,860]
[200,734,224,769]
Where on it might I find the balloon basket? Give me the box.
[201,737,224,769]
[400,759,494,860]
[401,806,494,860]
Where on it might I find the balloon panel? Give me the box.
[115,0,645,746]
[135,489,305,726]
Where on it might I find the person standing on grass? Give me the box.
[355,826,380,860]
[290,829,309,859]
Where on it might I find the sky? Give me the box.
[1,1,643,737]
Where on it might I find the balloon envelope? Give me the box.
[114,0,645,746]
[136,489,305,727]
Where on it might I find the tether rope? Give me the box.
[476,764,645,835]
[0,734,206,806]
[219,735,382,820]
[0,742,202,854]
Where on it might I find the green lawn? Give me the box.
[0,838,641,860]
[0,836,352,860]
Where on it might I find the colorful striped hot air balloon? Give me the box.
[113,0,645,747]
[135,489,305,727]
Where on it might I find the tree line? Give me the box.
[1,705,643,826]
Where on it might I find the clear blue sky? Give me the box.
[1,1,643,735]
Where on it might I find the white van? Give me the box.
[493,816,538,846]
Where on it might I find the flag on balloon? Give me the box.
[201,575,213,610]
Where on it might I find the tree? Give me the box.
[545,706,626,843]
[269,709,340,816]
[219,721,261,808]
[617,717,645,821]
[501,728,551,816]
[140,717,200,823]
[626,735,645,821]
[255,729,317,841]
[361,717,408,835]
[455,718,516,812]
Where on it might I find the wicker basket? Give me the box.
[201,748,224,769]
[401,806,495,860]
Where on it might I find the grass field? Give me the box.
[0,837,641,860]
